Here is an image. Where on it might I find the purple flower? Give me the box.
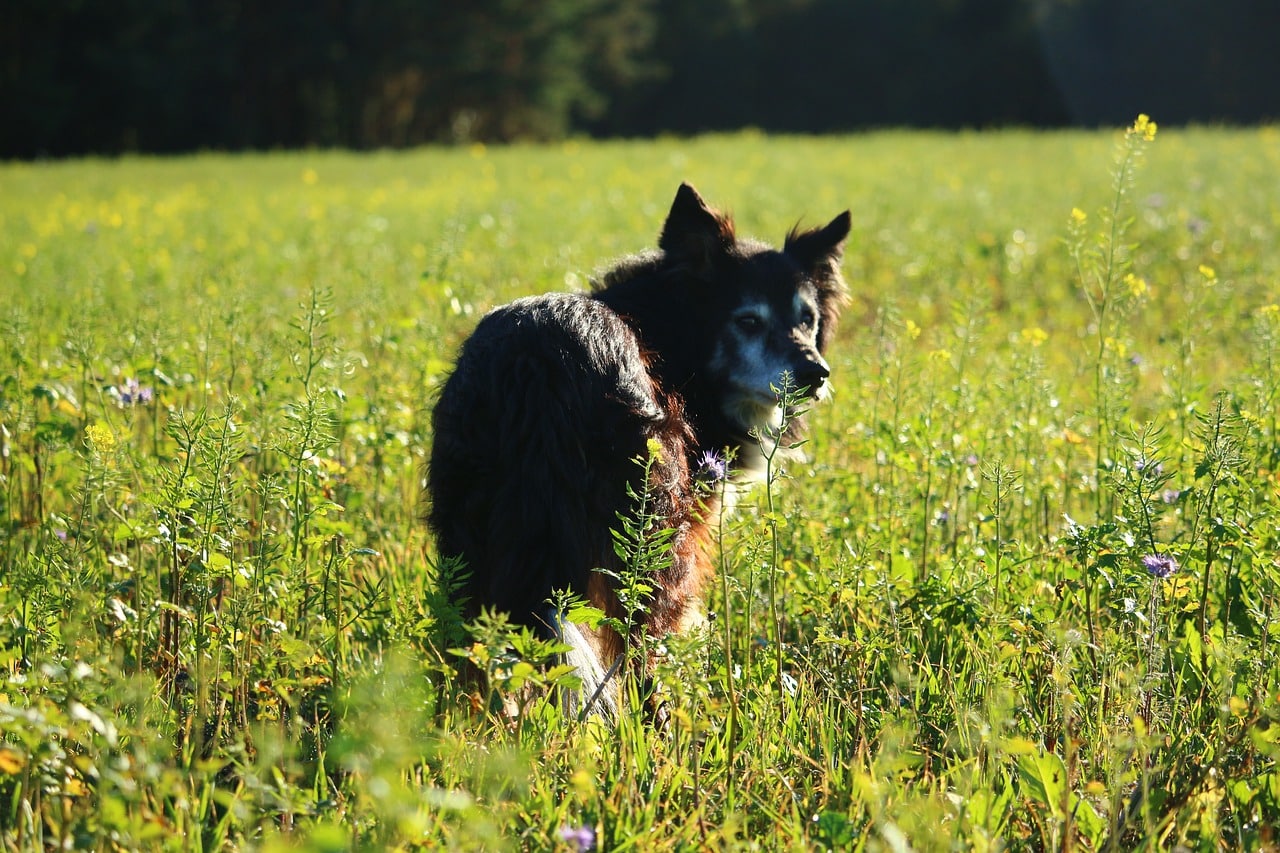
[1161,488,1182,504]
[1142,553,1178,579]
[1134,457,1163,478]
[558,825,595,851]
[964,454,979,467]
[698,450,727,483]
[117,377,154,406]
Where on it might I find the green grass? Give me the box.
[2,124,1280,850]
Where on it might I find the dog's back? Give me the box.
[428,292,698,625]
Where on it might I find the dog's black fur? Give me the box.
[427,183,850,714]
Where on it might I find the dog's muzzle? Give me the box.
[794,356,830,397]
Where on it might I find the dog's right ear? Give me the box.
[659,183,735,270]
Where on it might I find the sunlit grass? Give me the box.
[2,126,1279,849]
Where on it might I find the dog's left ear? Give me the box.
[786,211,852,350]
[784,211,851,277]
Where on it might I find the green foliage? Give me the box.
[2,126,1280,849]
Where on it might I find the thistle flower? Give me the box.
[1142,553,1178,579]
[116,377,154,406]
[698,449,728,482]
[1134,457,1163,478]
[558,825,595,851]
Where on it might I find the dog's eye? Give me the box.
[798,309,816,330]
[735,314,764,334]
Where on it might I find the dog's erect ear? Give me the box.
[659,183,735,269]
[787,211,852,351]
[784,210,851,276]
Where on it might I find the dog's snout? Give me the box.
[794,357,830,395]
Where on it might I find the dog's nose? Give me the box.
[794,358,830,395]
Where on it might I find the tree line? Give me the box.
[3,0,1276,158]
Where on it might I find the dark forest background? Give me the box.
[4,0,1278,158]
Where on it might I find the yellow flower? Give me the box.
[928,348,952,363]
[1123,272,1148,297]
[904,319,922,340]
[86,423,117,455]
[1070,207,1088,224]
[1258,304,1279,317]
[646,438,665,463]
[1020,327,1049,346]
[1130,113,1158,142]
[1198,264,1217,285]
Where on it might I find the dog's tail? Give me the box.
[547,608,621,722]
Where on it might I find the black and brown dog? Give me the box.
[427,183,850,716]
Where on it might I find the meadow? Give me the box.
[1,122,1279,850]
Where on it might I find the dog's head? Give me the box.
[659,183,851,438]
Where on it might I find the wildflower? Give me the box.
[1070,207,1088,224]
[645,437,665,464]
[1161,488,1181,504]
[116,377,154,406]
[86,423,117,455]
[558,825,595,851]
[1129,114,1158,142]
[1134,457,1163,478]
[1019,326,1048,347]
[904,319,921,340]
[1123,273,1147,297]
[1198,264,1217,285]
[698,449,728,482]
[1141,553,1178,579]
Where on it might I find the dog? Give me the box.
[427,183,850,718]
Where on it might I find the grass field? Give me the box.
[2,122,1280,850]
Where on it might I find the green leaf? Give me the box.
[1017,751,1067,818]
